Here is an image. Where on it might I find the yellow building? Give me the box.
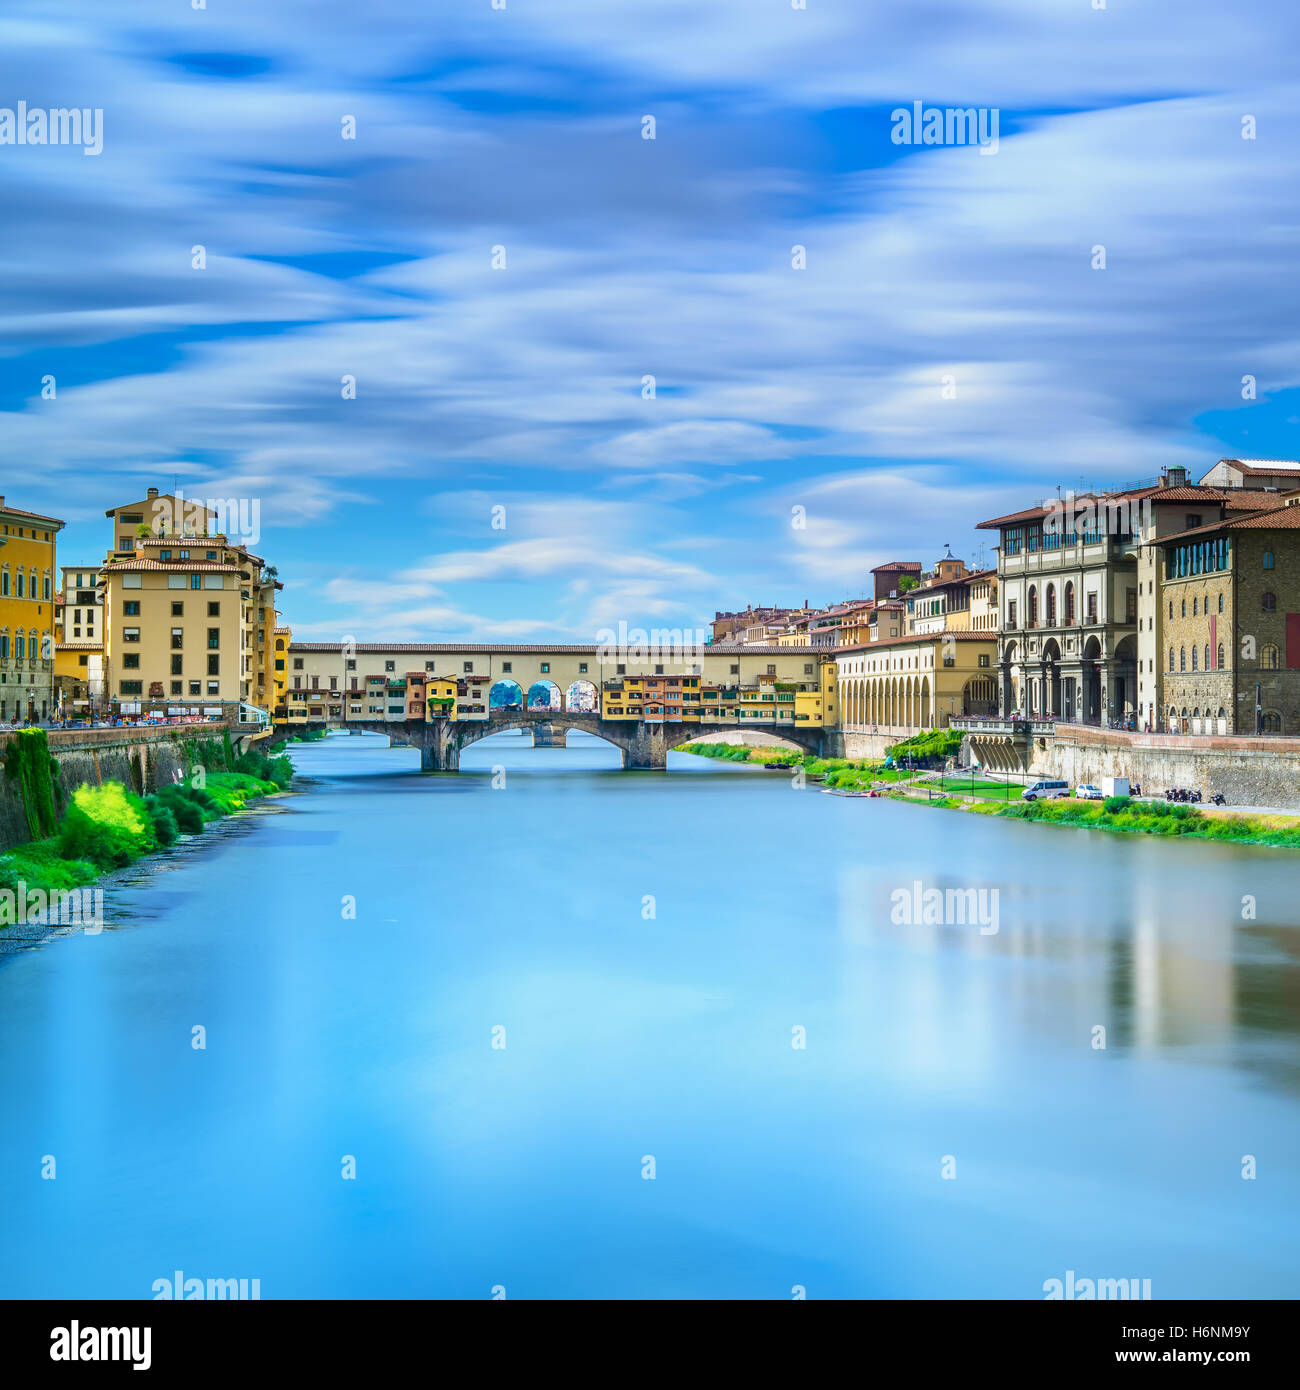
[272,625,292,720]
[100,490,283,717]
[424,674,458,719]
[835,632,997,735]
[0,494,63,723]
[795,660,837,726]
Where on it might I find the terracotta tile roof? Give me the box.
[1217,457,1300,475]
[55,640,103,651]
[833,630,996,656]
[0,500,64,527]
[289,642,804,656]
[103,560,242,573]
[870,560,922,572]
[1156,502,1300,544]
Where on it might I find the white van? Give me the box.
[1022,778,1070,802]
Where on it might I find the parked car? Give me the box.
[1022,778,1070,801]
[1075,784,1104,800]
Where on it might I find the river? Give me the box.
[1,729,1297,1299]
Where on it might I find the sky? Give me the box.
[5,0,1300,641]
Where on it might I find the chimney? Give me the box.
[1167,466,1187,488]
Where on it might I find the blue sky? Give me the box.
[5,0,1300,640]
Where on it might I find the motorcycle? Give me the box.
[1209,792,1226,807]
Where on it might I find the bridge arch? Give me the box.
[565,679,599,713]
[527,680,562,711]
[489,679,523,710]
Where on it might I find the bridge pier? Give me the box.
[624,723,669,770]
[409,722,460,772]
[531,723,567,748]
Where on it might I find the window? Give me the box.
[1007,599,1017,627]
[1180,647,1186,671]
[502,662,512,673]
[424,661,435,672]
[1218,642,1225,669]
[1045,585,1056,625]
[1086,592,1098,622]
[123,653,140,669]
[1126,589,1137,623]
[189,681,201,696]
[171,629,183,649]
[1193,598,1198,616]
[191,575,202,590]
[207,681,220,696]
[578,663,588,674]
[1064,583,1075,624]
[171,601,184,616]
[1191,646,1198,671]
[123,627,140,642]
[122,600,140,616]
[1264,550,1275,570]
[207,655,220,675]
[120,681,143,695]
[1261,644,1280,670]
[208,601,220,616]
[171,655,183,675]
[171,681,183,696]
[978,654,990,668]
[207,628,220,649]
[1263,592,1277,612]
[385,661,395,672]
[541,662,551,673]
[463,662,474,672]
[347,659,356,671]
[1181,599,1186,617]
[1218,594,1224,613]
[1168,648,1175,672]
[1204,645,1211,672]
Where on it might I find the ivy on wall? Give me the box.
[3,729,61,842]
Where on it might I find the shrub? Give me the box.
[1103,796,1132,814]
[144,796,179,847]
[59,782,157,870]
[156,786,206,834]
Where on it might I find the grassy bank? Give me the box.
[680,739,1300,848]
[678,741,915,789]
[0,731,294,915]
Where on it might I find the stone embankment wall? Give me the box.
[827,730,898,761]
[0,724,251,853]
[1028,724,1300,806]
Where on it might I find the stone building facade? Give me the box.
[1158,503,1300,733]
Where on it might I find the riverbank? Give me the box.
[0,729,294,922]
[680,740,1300,848]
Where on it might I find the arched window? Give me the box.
[0,570,7,596]
[1218,642,1225,669]
[1204,645,1210,671]
[1180,647,1186,671]
[1191,646,1198,671]
[1168,647,1175,672]
[1028,586,1038,627]
[0,634,7,659]
[1218,593,1224,613]
[1263,592,1277,612]
[1262,711,1282,732]
[1064,582,1075,624]
[1193,597,1199,616]
[1181,598,1186,617]
[1261,644,1281,670]
[1045,585,1056,625]
[16,574,23,598]
[1264,550,1275,570]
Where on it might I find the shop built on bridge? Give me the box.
[276,643,833,770]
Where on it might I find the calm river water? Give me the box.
[1,730,1298,1299]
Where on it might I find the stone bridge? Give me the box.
[282,710,825,771]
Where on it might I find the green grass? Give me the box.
[933,776,1022,801]
[678,742,917,791]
